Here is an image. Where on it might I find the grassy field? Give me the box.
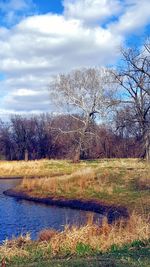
[0,159,79,178]
[3,158,149,214]
[0,158,149,266]
[2,239,150,267]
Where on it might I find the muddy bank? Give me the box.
[0,176,22,179]
[4,189,129,223]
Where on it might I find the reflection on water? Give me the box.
[0,179,103,243]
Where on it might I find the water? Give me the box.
[0,179,103,243]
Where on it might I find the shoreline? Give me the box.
[4,189,129,223]
[0,176,23,179]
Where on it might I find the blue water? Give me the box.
[0,179,103,243]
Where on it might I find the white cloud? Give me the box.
[0,0,149,116]
[0,14,122,73]
[110,0,150,35]
[11,88,39,96]
[63,0,122,25]
[0,13,122,114]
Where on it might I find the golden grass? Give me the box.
[0,158,148,179]
[45,213,150,256]
[20,167,96,195]
[0,159,83,178]
[0,213,149,260]
[0,158,149,213]
[20,166,111,192]
[0,160,49,177]
[0,234,31,259]
[14,158,150,214]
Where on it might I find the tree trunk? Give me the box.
[145,130,150,161]
[72,120,90,163]
[72,145,81,163]
[25,149,29,161]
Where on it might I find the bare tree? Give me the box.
[114,41,150,160]
[50,68,117,162]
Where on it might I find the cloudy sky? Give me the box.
[0,0,150,117]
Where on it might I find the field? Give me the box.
[0,159,150,266]
[1,158,149,214]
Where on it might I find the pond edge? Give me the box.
[4,189,129,223]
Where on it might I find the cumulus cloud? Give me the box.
[0,0,149,116]
[110,0,150,35]
[0,13,122,114]
[0,14,122,73]
[63,0,122,25]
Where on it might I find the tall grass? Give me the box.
[0,213,149,260]
[18,159,150,215]
[43,213,150,256]
[20,167,96,195]
[1,158,149,213]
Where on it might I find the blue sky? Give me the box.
[35,0,63,14]
[0,0,150,117]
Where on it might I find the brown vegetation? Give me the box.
[38,229,58,242]
[0,213,149,260]
[15,159,150,214]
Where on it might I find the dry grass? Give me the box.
[47,213,150,255]
[0,234,31,259]
[15,159,150,214]
[38,229,58,242]
[0,158,146,177]
[20,166,109,193]
[135,176,150,190]
[20,167,96,195]
[0,213,149,260]
[0,159,82,178]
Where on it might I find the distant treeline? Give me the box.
[0,113,142,161]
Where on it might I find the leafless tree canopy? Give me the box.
[49,68,118,161]
[0,114,142,161]
[113,41,150,160]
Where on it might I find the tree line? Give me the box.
[0,113,142,161]
[0,41,149,161]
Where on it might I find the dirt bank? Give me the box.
[4,189,129,223]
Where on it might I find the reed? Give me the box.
[47,213,150,255]
[0,213,149,261]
